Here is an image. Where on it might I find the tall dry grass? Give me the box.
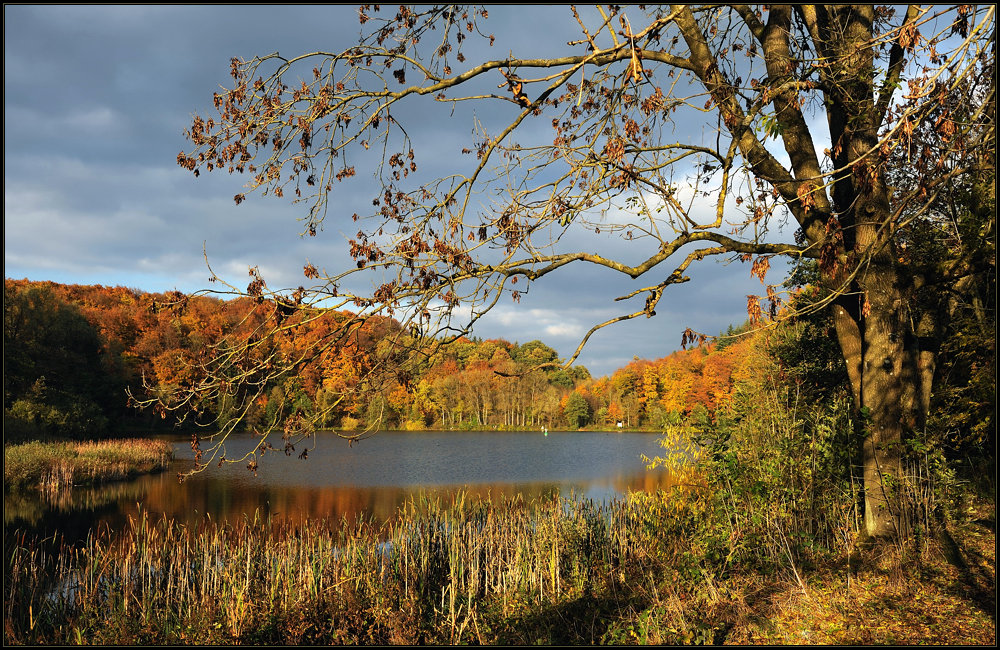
[4,438,173,492]
[5,492,683,645]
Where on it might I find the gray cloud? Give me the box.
[5,5,795,377]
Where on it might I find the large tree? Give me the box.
[172,5,994,537]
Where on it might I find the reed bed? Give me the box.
[4,492,682,645]
[3,438,174,492]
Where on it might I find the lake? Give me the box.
[4,430,674,541]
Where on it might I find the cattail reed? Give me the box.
[5,490,680,644]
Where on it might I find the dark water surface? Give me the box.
[5,430,673,541]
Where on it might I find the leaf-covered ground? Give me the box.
[720,501,996,646]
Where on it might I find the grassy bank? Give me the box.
[4,492,994,645]
[3,438,173,492]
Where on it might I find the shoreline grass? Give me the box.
[4,491,994,645]
[3,438,174,492]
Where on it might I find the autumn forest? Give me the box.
[4,277,767,438]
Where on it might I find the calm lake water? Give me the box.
[5,430,673,541]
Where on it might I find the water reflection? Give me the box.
[5,430,674,540]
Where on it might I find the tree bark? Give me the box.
[857,263,908,538]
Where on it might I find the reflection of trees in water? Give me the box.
[6,469,676,546]
[7,431,679,544]
[622,470,677,494]
[136,477,670,534]
[4,475,155,529]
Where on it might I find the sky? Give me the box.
[4,5,794,377]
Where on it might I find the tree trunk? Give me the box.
[831,272,913,539]
[858,266,908,539]
[831,177,919,539]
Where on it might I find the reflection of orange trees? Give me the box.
[139,477,408,530]
[609,468,678,495]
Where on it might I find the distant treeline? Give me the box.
[5,278,765,438]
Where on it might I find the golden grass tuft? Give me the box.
[4,438,173,491]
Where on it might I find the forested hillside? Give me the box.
[5,278,761,437]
